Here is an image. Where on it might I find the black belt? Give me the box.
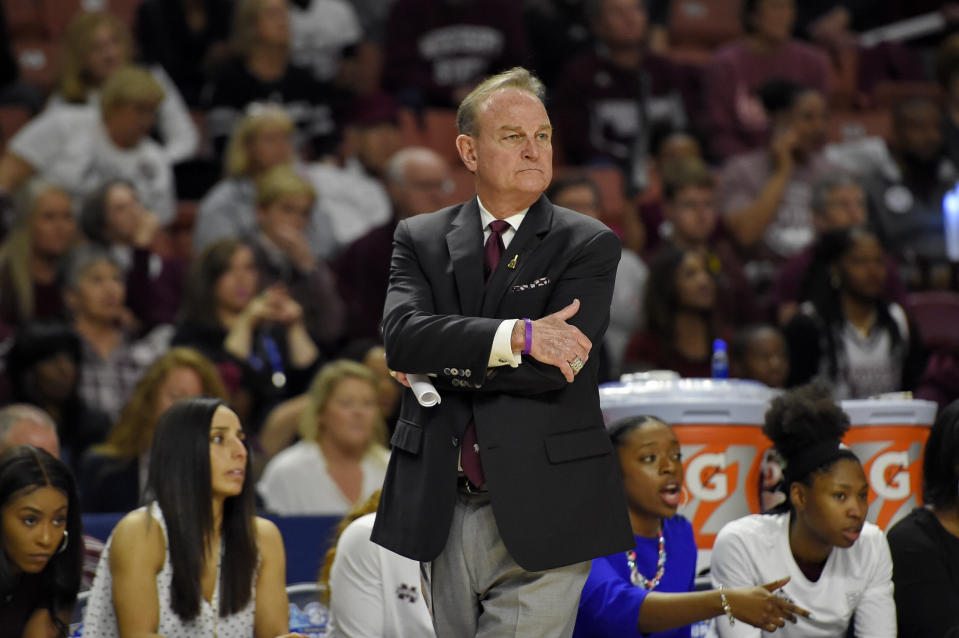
[457,474,488,494]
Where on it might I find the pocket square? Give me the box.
[512,277,550,292]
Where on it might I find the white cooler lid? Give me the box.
[600,378,780,425]
[840,399,938,426]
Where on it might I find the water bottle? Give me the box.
[711,338,729,379]
[944,183,959,261]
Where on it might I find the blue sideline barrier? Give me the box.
[82,513,342,584]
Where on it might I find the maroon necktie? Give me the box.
[462,220,511,487]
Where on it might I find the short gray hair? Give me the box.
[385,146,445,185]
[810,173,862,216]
[61,243,119,292]
[0,404,57,447]
[456,67,546,137]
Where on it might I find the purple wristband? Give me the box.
[522,318,532,355]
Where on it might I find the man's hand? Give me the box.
[514,299,592,382]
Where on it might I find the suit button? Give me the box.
[452,368,460,376]
[464,369,471,377]
[451,437,459,446]
[443,368,451,375]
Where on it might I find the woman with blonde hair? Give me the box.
[78,347,227,513]
[50,10,198,164]
[194,104,336,259]
[0,65,176,225]
[0,179,76,327]
[202,0,343,165]
[258,360,389,515]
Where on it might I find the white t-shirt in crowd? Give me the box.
[710,512,895,638]
[328,513,435,638]
[10,107,175,224]
[257,440,389,515]
[290,0,363,82]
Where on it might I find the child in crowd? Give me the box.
[729,325,789,389]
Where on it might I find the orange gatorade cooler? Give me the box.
[600,378,778,571]
[840,398,937,531]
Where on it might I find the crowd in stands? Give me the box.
[0,0,958,636]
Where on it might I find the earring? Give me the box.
[56,530,69,554]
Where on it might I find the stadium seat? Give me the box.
[668,0,743,51]
[906,291,959,352]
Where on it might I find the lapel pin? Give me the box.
[507,255,518,269]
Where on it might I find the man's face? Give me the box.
[894,102,943,163]
[595,0,647,49]
[389,153,454,219]
[457,89,553,211]
[814,184,866,234]
[348,123,402,178]
[666,186,717,246]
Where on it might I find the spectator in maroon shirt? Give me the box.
[773,173,907,325]
[705,0,830,160]
[79,179,185,333]
[334,146,453,342]
[0,181,77,328]
[624,247,728,378]
[553,0,696,192]
[383,0,529,109]
[659,157,759,326]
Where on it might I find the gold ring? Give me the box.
[569,357,584,373]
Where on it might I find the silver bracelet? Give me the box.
[719,584,735,626]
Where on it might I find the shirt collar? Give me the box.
[477,197,528,232]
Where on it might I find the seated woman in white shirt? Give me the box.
[82,397,304,638]
[258,360,389,515]
[50,10,198,164]
[318,490,435,638]
[0,66,176,225]
[710,381,896,638]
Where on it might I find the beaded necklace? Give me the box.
[625,526,666,590]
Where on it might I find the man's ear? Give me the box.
[455,134,477,173]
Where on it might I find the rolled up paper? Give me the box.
[408,374,441,407]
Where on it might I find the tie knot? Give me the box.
[488,220,510,236]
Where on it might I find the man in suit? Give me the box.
[371,67,633,637]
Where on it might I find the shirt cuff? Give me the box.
[488,319,523,368]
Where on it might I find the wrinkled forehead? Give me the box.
[476,89,550,133]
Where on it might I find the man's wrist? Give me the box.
[510,319,526,352]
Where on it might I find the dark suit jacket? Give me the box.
[370,195,633,571]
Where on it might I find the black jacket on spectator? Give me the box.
[887,507,959,638]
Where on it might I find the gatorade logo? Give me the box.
[687,453,729,502]
[869,451,910,501]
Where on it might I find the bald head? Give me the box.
[0,404,61,458]
[386,147,453,219]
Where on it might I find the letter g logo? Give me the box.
[869,451,910,501]
[687,453,728,502]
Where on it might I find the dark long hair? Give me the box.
[179,237,251,329]
[0,446,82,637]
[6,322,81,405]
[762,382,858,514]
[644,247,717,349]
[799,226,903,381]
[147,397,257,620]
[922,399,959,509]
